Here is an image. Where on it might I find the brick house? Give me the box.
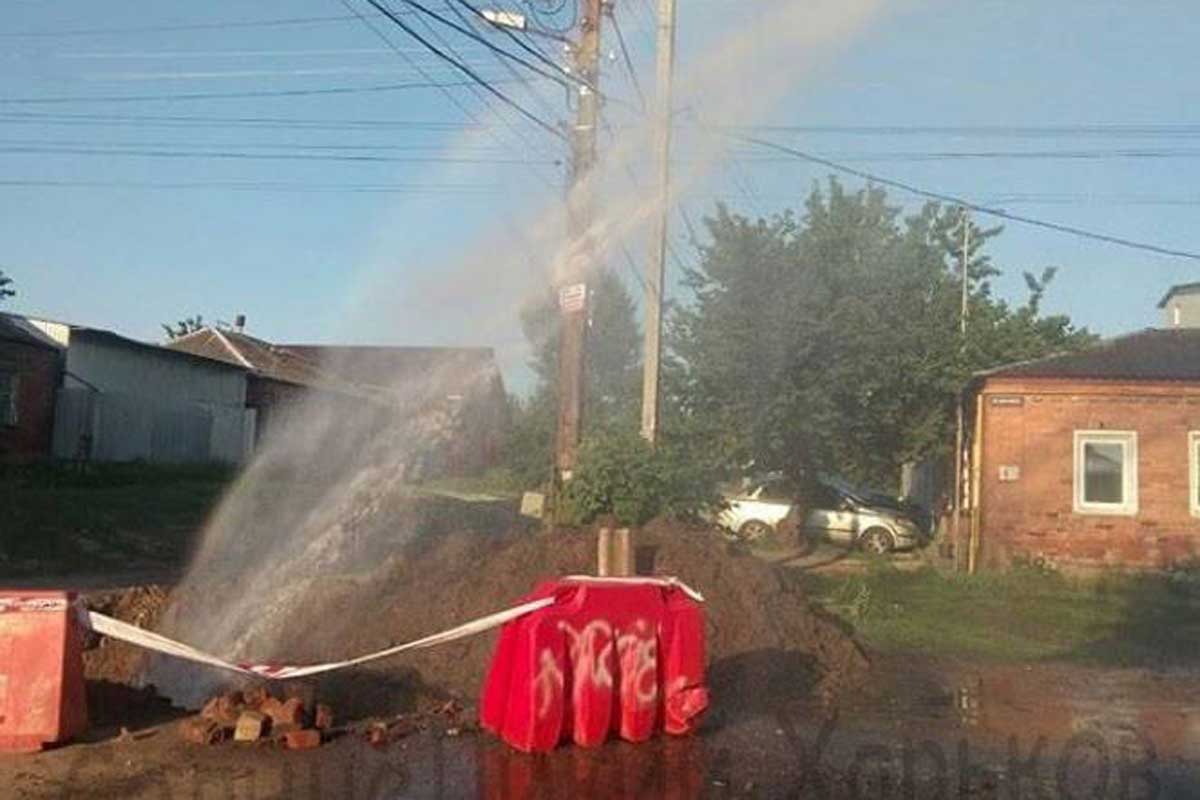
[0,313,63,462]
[968,328,1200,570]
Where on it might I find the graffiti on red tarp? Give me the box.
[480,578,709,752]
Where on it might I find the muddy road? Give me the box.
[4,655,1197,798]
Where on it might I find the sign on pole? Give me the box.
[558,283,587,314]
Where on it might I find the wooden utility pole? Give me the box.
[640,0,678,444]
[952,208,971,569]
[554,0,604,485]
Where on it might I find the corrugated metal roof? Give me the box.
[167,329,376,396]
[0,312,61,350]
[980,328,1200,382]
[1158,282,1200,308]
[283,345,501,395]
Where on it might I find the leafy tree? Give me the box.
[507,267,643,486]
[0,270,14,303]
[669,179,1093,488]
[162,315,205,340]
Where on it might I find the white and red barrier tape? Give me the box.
[78,576,703,680]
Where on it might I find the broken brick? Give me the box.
[180,717,225,746]
[233,711,268,743]
[364,722,389,749]
[314,704,334,731]
[242,686,269,711]
[201,691,244,727]
[283,729,322,751]
[260,696,304,727]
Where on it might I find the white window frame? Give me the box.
[1189,432,1200,518]
[1073,430,1138,516]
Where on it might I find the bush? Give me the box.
[560,430,721,527]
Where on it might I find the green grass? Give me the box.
[417,467,526,500]
[800,563,1200,669]
[0,463,233,576]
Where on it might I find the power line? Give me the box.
[728,131,1200,262]
[0,144,558,165]
[713,123,1200,139]
[0,77,549,105]
[441,0,563,125]
[338,0,562,191]
[0,178,500,193]
[608,6,647,112]
[359,0,564,139]
[0,136,522,153]
[0,111,482,131]
[390,0,574,90]
[449,0,587,91]
[0,14,374,38]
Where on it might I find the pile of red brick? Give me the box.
[179,687,334,750]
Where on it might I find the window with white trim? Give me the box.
[1190,432,1200,518]
[1073,431,1137,515]
[0,370,17,427]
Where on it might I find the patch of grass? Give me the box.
[801,563,1200,669]
[1,464,233,576]
[418,467,526,500]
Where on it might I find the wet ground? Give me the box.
[4,654,1197,799]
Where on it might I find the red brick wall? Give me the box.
[976,378,1200,569]
[0,340,60,462]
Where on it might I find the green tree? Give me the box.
[0,270,14,303]
[506,267,643,486]
[162,315,205,340]
[670,179,1093,488]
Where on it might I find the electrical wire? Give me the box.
[338,0,563,193]
[449,0,588,92]
[0,111,482,131]
[609,7,647,112]
[726,131,1200,262]
[391,0,575,90]
[0,144,558,165]
[0,179,501,193]
[0,14,378,38]
[0,77,548,105]
[359,0,565,139]
[442,0,563,124]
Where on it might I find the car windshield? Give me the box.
[818,474,897,508]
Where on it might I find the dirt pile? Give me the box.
[270,520,869,720]
[88,519,869,725]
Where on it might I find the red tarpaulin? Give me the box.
[480,577,708,752]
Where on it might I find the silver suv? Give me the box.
[717,474,925,554]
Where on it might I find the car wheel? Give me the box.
[738,519,774,542]
[860,527,894,555]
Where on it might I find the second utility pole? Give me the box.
[640,0,677,444]
[554,0,603,488]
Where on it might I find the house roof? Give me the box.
[283,345,502,396]
[0,312,61,351]
[167,328,348,390]
[0,312,246,372]
[169,329,504,401]
[1157,282,1200,308]
[979,328,1200,383]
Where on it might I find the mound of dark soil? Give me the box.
[89,519,869,725]
[273,520,869,720]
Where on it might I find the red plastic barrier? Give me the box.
[480,578,708,752]
[0,591,88,752]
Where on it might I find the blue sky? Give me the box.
[3,1,1200,392]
